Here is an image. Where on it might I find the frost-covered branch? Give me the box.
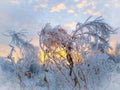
[0,16,119,90]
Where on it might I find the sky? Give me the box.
[0,0,120,56]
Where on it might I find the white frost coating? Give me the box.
[0,17,120,90]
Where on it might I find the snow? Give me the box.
[0,17,120,90]
[0,55,120,90]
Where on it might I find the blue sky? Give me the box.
[0,0,120,55]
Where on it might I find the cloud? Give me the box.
[64,22,76,28]
[84,9,101,16]
[76,0,87,8]
[67,9,75,13]
[50,3,66,12]
[34,3,47,12]
[67,9,78,17]
[40,3,48,8]
[76,0,97,9]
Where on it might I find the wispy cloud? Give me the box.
[40,3,48,8]
[64,22,76,28]
[84,9,101,16]
[34,3,48,12]
[67,9,78,17]
[76,0,87,8]
[50,3,66,12]
[67,9,75,13]
[76,0,97,9]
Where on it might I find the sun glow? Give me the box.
[0,42,116,65]
[38,48,67,65]
[38,47,84,65]
[107,49,115,56]
[12,49,22,63]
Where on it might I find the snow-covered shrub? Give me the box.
[115,44,120,62]
[0,17,119,90]
[38,17,116,90]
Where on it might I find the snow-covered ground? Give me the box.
[0,54,120,90]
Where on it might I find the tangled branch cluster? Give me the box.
[0,17,119,90]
